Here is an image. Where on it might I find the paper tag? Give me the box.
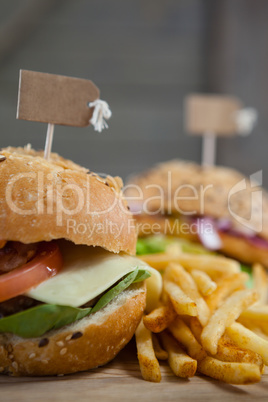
[185,94,242,136]
[16,70,100,127]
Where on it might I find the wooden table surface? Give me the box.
[1,340,268,402]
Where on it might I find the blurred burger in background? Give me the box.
[125,159,268,268]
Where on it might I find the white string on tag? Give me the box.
[235,107,258,136]
[88,99,112,132]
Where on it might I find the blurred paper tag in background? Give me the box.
[185,94,242,136]
[17,70,100,127]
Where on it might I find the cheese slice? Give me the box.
[26,241,162,310]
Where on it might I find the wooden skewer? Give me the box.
[202,132,216,167]
[44,123,55,160]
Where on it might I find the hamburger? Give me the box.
[0,146,161,376]
[126,160,268,267]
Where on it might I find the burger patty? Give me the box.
[0,241,38,274]
[0,296,41,318]
[0,294,101,318]
[0,280,117,318]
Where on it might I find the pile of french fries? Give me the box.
[135,247,268,385]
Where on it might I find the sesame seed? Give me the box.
[8,354,14,359]
[71,331,83,340]
[29,353,36,359]
[65,334,72,341]
[0,155,6,162]
[12,362,18,370]
[41,360,48,364]
[60,348,67,356]
[56,341,64,347]
[38,338,49,347]
[96,177,105,184]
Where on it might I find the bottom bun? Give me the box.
[0,283,146,376]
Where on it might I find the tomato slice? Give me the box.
[0,241,63,303]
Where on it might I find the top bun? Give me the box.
[127,160,268,240]
[0,146,136,254]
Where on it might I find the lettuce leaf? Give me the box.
[137,235,214,256]
[0,268,150,338]
[180,240,215,255]
[0,304,92,338]
[240,263,253,288]
[91,268,149,313]
[136,236,172,255]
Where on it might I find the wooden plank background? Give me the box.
[206,0,268,186]
[0,0,205,180]
[1,341,268,402]
[0,0,267,185]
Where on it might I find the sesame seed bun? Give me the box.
[0,283,146,376]
[0,146,136,254]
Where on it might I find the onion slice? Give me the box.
[196,217,222,251]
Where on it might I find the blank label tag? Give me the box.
[185,94,242,136]
[17,70,100,127]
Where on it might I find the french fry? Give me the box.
[191,270,217,296]
[216,337,264,372]
[166,242,182,257]
[152,333,168,360]
[249,327,268,342]
[165,263,210,326]
[239,305,268,335]
[139,252,240,277]
[197,356,261,385]
[189,317,202,342]
[137,243,268,384]
[139,253,177,270]
[160,332,197,378]
[163,280,198,317]
[252,263,268,305]
[176,254,240,278]
[135,318,161,382]
[172,318,261,384]
[201,289,258,355]
[226,322,268,366]
[143,301,177,333]
[189,316,263,371]
[237,315,268,340]
[205,273,249,312]
[240,304,268,321]
[169,317,206,361]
